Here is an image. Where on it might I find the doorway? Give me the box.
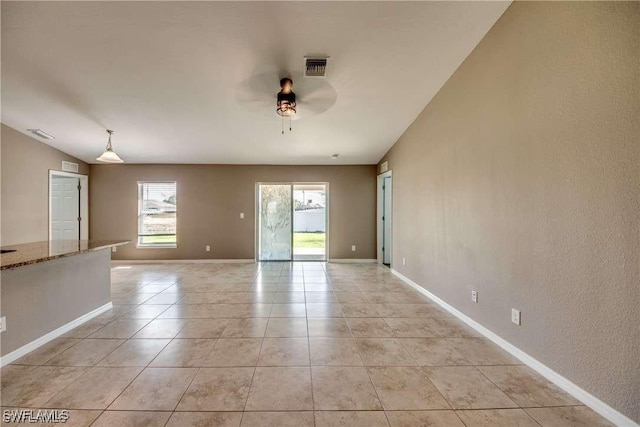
[377,171,392,266]
[49,170,89,240]
[257,183,328,261]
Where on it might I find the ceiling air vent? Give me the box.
[304,56,329,78]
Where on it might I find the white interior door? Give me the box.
[51,176,80,240]
[383,176,392,265]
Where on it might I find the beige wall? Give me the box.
[0,124,90,246]
[380,2,639,422]
[90,164,376,260]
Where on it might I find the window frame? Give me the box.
[136,181,178,249]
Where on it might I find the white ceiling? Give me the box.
[1,1,509,165]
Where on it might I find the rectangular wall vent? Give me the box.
[304,57,329,77]
[61,161,79,173]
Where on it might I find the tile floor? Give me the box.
[1,262,613,426]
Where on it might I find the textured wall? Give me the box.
[0,124,90,246]
[379,2,639,422]
[90,164,376,260]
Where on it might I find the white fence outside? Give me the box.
[294,208,326,232]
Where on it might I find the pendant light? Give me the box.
[96,129,124,163]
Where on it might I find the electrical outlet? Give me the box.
[511,308,521,326]
[240,213,245,219]
[205,245,211,252]
[402,257,406,266]
[0,316,6,333]
[472,290,478,303]
[351,245,356,252]
[112,246,117,253]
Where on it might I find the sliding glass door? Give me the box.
[258,184,292,261]
[257,183,328,261]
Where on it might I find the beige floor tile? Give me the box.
[176,367,254,411]
[314,411,390,427]
[12,338,81,366]
[167,411,242,427]
[121,304,171,319]
[347,318,395,337]
[456,408,540,426]
[311,366,382,410]
[109,367,198,410]
[305,292,337,303]
[386,410,464,426]
[525,406,615,426]
[425,366,518,409]
[132,319,188,339]
[150,338,216,367]
[243,291,277,303]
[265,318,308,337]
[270,303,306,317]
[43,366,141,409]
[45,339,125,366]
[91,410,171,427]
[306,303,343,318]
[142,293,183,305]
[341,303,381,317]
[399,338,469,366]
[334,292,369,303]
[478,365,580,407]
[204,338,262,367]
[309,338,364,366]
[356,339,418,366]
[245,367,313,411]
[274,291,305,303]
[61,319,113,339]
[98,339,170,367]
[222,319,269,338]
[1,366,87,407]
[385,317,453,337]
[258,338,310,366]
[1,365,35,389]
[88,319,151,339]
[245,303,273,318]
[375,303,445,318]
[240,411,313,427]
[368,366,450,410]
[308,318,352,337]
[449,338,521,365]
[175,319,230,338]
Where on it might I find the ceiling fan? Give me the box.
[235,70,338,133]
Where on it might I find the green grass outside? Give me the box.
[140,235,177,244]
[293,232,325,248]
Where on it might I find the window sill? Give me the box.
[136,244,178,249]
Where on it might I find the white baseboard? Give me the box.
[328,259,377,263]
[0,302,113,367]
[391,269,637,427]
[111,259,256,265]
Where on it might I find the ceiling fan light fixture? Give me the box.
[96,129,124,163]
[276,77,296,117]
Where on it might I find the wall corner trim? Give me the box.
[391,269,638,427]
[328,259,377,264]
[0,302,113,367]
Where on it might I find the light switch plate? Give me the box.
[240,213,245,219]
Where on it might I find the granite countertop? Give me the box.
[0,240,130,270]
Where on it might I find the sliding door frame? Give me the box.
[255,182,329,262]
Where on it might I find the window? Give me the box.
[137,182,177,247]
